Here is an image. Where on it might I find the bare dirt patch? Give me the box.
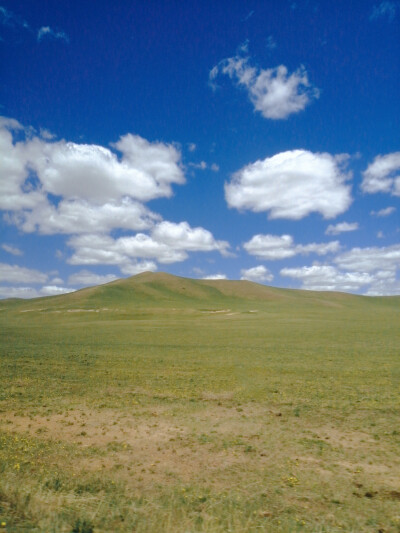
[0,408,259,487]
[315,426,375,449]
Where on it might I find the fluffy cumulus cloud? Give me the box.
[281,265,373,292]
[67,221,230,271]
[7,198,159,235]
[0,118,45,211]
[243,234,340,260]
[281,244,400,295]
[240,265,273,283]
[325,222,359,235]
[210,53,319,119]
[244,235,295,260]
[202,274,228,280]
[119,261,157,276]
[0,262,75,299]
[334,244,400,273]
[361,152,400,195]
[152,221,229,254]
[226,150,352,219]
[364,271,400,296]
[20,133,185,203]
[67,270,118,287]
[0,117,185,235]
[0,117,233,278]
[0,285,74,299]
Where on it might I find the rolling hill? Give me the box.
[1,271,398,317]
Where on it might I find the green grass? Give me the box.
[0,273,399,532]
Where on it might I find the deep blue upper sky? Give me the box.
[0,0,399,297]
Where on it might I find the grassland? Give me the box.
[0,272,399,532]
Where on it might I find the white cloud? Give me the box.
[361,152,400,194]
[370,206,396,217]
[40,285,75,296]
[37,26,69,43]
[202,274,228,280]
[0,286,40,299]
[188,161,219,172]
[325,222,359,235]
[112,234,187,264]
[39,128,56,140]
[370,2,397,21]
[0,263,48,284]
[281,265,373,292]
[334,244,400,273]
[297,241,341,255]
[67,234,129,266]
[240,265,273,283]
[20,134,185,203]
[0,118,46,211]
[243,233,340,260]
[188,143,197,152]
[280,243,400,295]
[9,198,159,235]
[0,116,23,130]
[67,221,230,269]
[0,118,187,238]
[67,270,118,287]
[226,150,352,219]
[0,120,185,207]
[152,221,230,255]
[0,284,75,299]
[210,53,319,119]
[244,234,296,260]
[281,258,400,296]
[365,271,400,296]
[2,244,23,256]
[119,261,157,276]
[189,161,207,170]
[279,244,400,295]
[112,134,185,198]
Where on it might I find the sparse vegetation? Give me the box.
[0,273,399,532]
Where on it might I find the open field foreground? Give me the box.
[0,272,399,533]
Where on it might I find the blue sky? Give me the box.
[0,0,399,298]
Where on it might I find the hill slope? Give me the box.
[0,271,398,316]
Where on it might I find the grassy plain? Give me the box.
[0,272,399,532]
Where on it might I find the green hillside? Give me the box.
[1,271,398,315]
